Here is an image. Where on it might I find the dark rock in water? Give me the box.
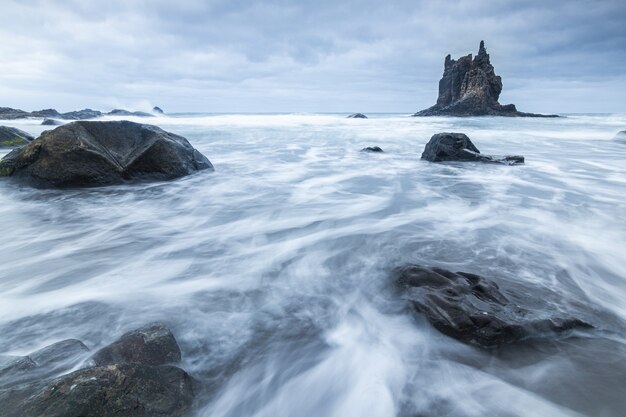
[41,118,62,126]
[0,120,214,187]
[61,108,102,120]
[92,322,181,366]
[153,106,165,114]
[347,113,368,119]
[0,126,34,147]
[615,130,626,139]
[421,132,524,165]
[394,265,592,348]
[107,109,154,117]
[15,364,194,417]
[414,41,558,117]
[361,146,384,153]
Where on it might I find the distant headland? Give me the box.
[414,41,557,117]
[0,106,164,120]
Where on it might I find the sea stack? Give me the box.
[414,41,557,117]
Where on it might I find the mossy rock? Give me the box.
[0,126,34,148]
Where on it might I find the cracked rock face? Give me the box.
[394,265,592,348]
[0,120,213,187]
[414,41,556,117]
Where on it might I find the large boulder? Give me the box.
[0,120,213,187]
[91,322,181,366]
[0,126,34,147]
[421,132,524,165]
[394,265,591,348]
[414,41,557,117]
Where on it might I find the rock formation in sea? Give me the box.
[347,113,368,119]
[0,126,34,147]
[41,118,62,126]
[394,265,592,348]
[153,106,165,114]
[0,323,194,417]
[0,121,213,187]
[421,132,524,164]
[0,107,157,120]
[414,41,557,117]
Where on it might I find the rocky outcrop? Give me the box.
[0,121,213,187]
[107,109,154,117]
[61,108,102,120]
[0,323,194,417]
[0,107,32,119]
[153,106,165,114]
[0,126,34,147]
[394,265,592,348]
[414,41,557,117]
[615,130,626,139]
[421,132,524,165]
[347,113,368,119]
[361,146,384,153]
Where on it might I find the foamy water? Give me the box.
[1,113,625,416]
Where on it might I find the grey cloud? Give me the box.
[0,0,624,112]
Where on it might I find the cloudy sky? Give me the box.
[1,0,625,113]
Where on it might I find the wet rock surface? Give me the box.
[0,120,214,187]
[0,126,34,147]
[421,132,524,165]
[92,322,181,366]
[0,323,194,417]
[41,118,62,126]
[394,265,592,348]
[414,41,557,117]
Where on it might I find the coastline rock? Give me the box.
[31,109,62,118]
[0,107,30,119]
[107,109,154,117]
[41,118,62,126]
[0,355,37,378]
[414,41,558,117]
[394,265,592,348]
[0,126,34,147]
[421,132,524,165]
[347,113,368,119]
[61,109,102,120]
[615,130,626,139]
[361,146,384,153]
[153,106,165,114]
[0,120,214,187]
[92,322,181,366]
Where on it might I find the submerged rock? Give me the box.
[41,118,62,126]
[421,132,524,165]
[414,41,558,117]
[361,146,384,153]
[0,126,34,147]
[92,322,181,366]
[394,265,592,348]
[615,130,626,139]
[347,113,368,119]
[0,120,214,187]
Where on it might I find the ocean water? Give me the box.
[1,113,625,417]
